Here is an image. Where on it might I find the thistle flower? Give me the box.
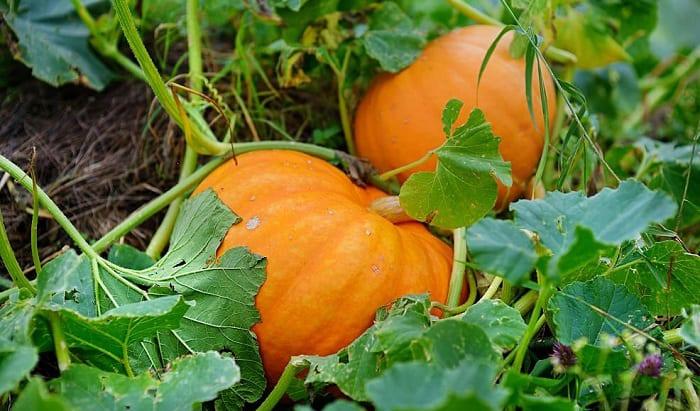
[551,342,577,373]
[637,354,663,377]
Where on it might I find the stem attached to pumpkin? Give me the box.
[447,0,577,65]
[446,227,468,309]
[368,196,414,223]
[256,361,304,411]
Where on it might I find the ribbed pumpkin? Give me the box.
[193,150,452,381]
[354,25,557,207]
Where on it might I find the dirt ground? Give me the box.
[0,80,183,272]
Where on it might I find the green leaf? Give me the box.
[411,320,500,366]
[441,99,464,136]
[511,180,677,282]
[39,296,190,372]
[51,351,240,411]
[13,378,71,411]
[108,244,155,270]
[500,371,574,411]
[0,0,114,89]
[400,108,512,229]
[552,9,630,69]
[147,189,240,278]
[607,241,700,316]
[466,219,537,284]
[362,30,425,73]
[37,250,96,316]
[150,247,267,407]
[548,277,657,346]
[365,359,507,411]
[461,299,527,351]
[0,298,38,396]
[680,305,700,349]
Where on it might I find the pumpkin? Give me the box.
[354,25,557,207]
[193,150,453,381]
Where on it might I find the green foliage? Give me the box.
[461,299,527,351]
[400,103,511,229]
[0,0,114,89]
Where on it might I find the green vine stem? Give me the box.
[145,0,203,258]
[513,277,552,371]
[447,0,577,65]
[337,49,356,155]
[256,361,304,411]
[70,0,145,80]
[378,151,433,181]
[446,227,468,308]
[30,167,42,273]
[48,312,71,372]
[0,155,98,260]
[0,209,36,294]
[513,289,538,315]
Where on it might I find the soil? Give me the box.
[0,79,183,273]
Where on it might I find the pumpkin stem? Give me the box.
[369,196,414,224]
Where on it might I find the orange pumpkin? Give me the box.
[354,25,557,207]
[194,150,452,381]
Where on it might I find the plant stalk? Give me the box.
[256,362,303,411]
[378,151,433,181]
[0,209,36,294]
[48,312,71,372]
[446,227,467,308]
[513,279,551,371]
[337,49,356,155]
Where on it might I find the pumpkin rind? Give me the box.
[193,150,452,381]
[354,25,557,207]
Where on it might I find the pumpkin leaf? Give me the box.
[0,0,114,90]
[461,299,527,351]
[399,107,512,229]
[364,359,508,411]
[607,241,700,317]
[509,180,677,282]
[0,297,39,396]
[466,218,538,284]
[547,277,658,346]
[12,378,71,411]
[37,295,190,373]
[50,351,240,411]
[680,305,700,349]
[299,294,500,401]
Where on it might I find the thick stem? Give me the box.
[378,151,433,181]
[256,362,303,411]
[446,228,467,308]
[0,210,36,294]
[513,289,538,315]
[479,277,503,301]
[368,196,413,223]
[48,312,71,372]
[185,0,203,94]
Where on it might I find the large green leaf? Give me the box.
[149,247,267,407]
[365,359,507,411]
[37,250,96,317]
[511,180,677,282]
[39,296,190,373]
[466,219,537,284]
[400,106,511,229]
[362,30,424,73]
[607,241,700,316]
[548,277,657,346]
[461,299,527,351]
[0,0,113,89]
[51,351,240,411]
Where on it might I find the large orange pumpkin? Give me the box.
[354,25,557,206]
[194,150,452,381]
